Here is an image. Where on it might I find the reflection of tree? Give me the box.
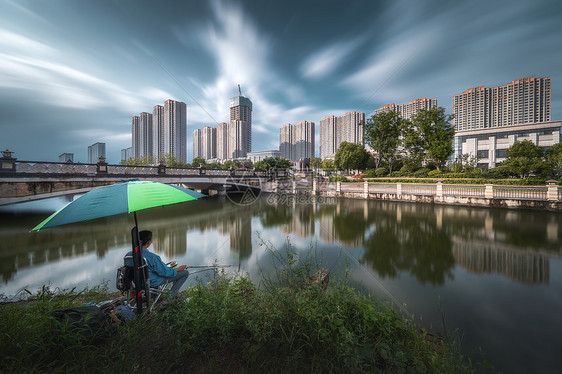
[362,209,455,286]
[257,202,293,228]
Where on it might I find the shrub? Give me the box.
[375,167,388,177]
[413,168,430,178]
[364,169,376,178]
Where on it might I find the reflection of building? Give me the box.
[375,97,437,120]
[320,111,364,159]
[155,228,187,257]
[319,213,336,244]
[280,206,315,238]
[217,214,252,260]
[452,238,550,284]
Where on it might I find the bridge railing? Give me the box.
[10,160,288,179]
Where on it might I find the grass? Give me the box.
[0,256,477,373]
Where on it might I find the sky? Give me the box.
[1,0,561,164]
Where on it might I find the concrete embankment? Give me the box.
[261,181,562,211]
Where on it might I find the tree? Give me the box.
[157,153,188,167]
[120,155,155,166]
[334,142,370,172]
[191,157,206,168]
[546,143,562,179]
[321,158,335,173]
[502,140,545,178]
[364,111,402,171]
[254,157,292,171]
[405,107,455,171]
[310,156,322,172]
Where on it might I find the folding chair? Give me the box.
[116,255,172,313]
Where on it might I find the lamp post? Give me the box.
[97,156,108,174]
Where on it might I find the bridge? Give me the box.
[0,155,288,206]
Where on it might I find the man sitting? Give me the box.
[125,230,189,301]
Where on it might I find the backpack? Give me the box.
[116,265,132,291]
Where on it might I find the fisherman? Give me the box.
[125,230,189,301]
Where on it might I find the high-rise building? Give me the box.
[453,76,557,169]
[229,95,252,157]
[216,122,229,160]
[279,121,315,161]
[152,105,164,161]
[193,129,202,159]
[164,99,187,163]
[201,126,217,160]
[131,116,140,158]
[88,142,105,163]
[319,111,364,159]
[59,153,73,163]
[139,112,153,158]
[375,97,437,120]
[121,147,132,161]
[453,76,551,131]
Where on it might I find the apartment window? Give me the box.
[496,149,506,158]
[477,150,489,159]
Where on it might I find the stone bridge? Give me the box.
[0,158,288,206]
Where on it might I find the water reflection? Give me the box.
[1,195,560,288]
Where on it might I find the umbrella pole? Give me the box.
[132,211,144,314]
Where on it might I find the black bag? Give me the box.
[116,265,132,291]
[52,306,114,343]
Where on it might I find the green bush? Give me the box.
[375,167,389,177]
[413,168,430,178]
[363,169,377,178]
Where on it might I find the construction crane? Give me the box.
[238,84,241,96]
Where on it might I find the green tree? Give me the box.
[502,140,545,178]
[191,157,206,168]
[157,153,187,167]
[310,156,322,173]
[364,111,402,171]
[321,158,335,173]
[546,143,562,179]
[254,157,292,171]
[334,142,370,172]
[222,159,242,169]
[405,107,455,171]
[120,155,155,166]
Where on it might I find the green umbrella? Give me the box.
[32,180,206,313]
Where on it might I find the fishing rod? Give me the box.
[186,265,233,269]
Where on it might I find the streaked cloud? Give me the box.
[301,38,364,79]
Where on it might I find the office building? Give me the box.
[59,153,73,163]
[279,121,315,161]
[88,142,105,163]
[375,97,437,120]
[453,76,551,131]
[121,147,132,162]
[229,95,252,158]
[319,111,364,159]
[454,120,561,169]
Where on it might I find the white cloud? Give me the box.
[301,38,364,79]
[0,27,175,113]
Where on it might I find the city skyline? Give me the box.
[1,0,561,163]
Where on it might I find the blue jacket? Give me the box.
[124,248,176,287]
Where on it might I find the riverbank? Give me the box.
[262,179,562,211]
[0,271,476,373]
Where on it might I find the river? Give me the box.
[1,194,561,373]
